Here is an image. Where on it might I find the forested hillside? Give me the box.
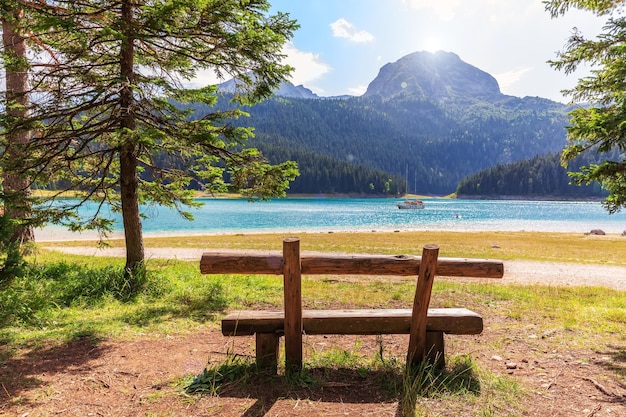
[456,153,607,198]
[198,51,573,195]
[209,95,569,195]
[213,51,571,195]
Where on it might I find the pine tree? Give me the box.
[1,2,35,244]
[4,0,299,275]
[547,0,626,213]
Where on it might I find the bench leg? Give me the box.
[256,333,279,372]
[425,331,445,370]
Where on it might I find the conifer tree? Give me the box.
[547,0,626,213]
[3,0,299,275]
[1,2,35,244]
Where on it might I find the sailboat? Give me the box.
[397,164,425,209]
[396,199,425,209]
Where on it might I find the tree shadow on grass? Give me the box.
[593,344,626,405]
[0,332,108,410]
[119,284,229,327]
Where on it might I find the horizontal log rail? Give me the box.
[200,252,504,279]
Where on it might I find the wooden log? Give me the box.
[200,252,284,275]
[201,252,503,278]
[221,308,483,336]
[407,244,439,366]
[283,238,302,372]
[256,333,280,371]
[425,332,445,370]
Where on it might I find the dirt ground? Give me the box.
[1,248,625,416]
[1,323,625,417]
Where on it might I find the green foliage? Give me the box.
[205,92,568,195]
[0,1,300,270]
[0,261,141,328]
[547,0,626,213]
[185,353,255,395]
[260,144,405,195]
[456,152,608,197]
[0,214,26,288]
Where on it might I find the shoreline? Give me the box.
[41,245,626,291]
[35,225,626,243]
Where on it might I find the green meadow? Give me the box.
[2,231,625,416]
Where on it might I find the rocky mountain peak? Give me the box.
[363,51,503,102]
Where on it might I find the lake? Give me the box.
[38,198,626,240]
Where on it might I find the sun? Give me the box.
[423,37,443,53]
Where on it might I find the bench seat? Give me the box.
[222,307,482,370]
[222,307,482,336]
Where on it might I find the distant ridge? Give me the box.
[218,78,319,99]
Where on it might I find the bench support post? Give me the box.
[256,333,280,371]
[283,238,303,373]
[407,244,439,367]
[425,331,445,370]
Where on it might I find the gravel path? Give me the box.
[43,246,626,291]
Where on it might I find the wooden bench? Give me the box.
[200,238,503,372]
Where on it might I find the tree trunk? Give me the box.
[120,143,144,272]
[2,10,35,244]
[119,0,144,273]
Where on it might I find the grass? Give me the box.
[3,231,626,415]
[41,230,626,265]
[5,230,626,343]
[184,336,522,417]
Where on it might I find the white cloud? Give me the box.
[330,18,375,43]
[494,68,532,92]
[347,85,368,96]
[185,68,223,89]
[184,43,331,89]
[282,44,332,86]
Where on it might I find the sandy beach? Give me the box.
[42,245,626,291]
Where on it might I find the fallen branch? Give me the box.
[583,377,613,396]
[1,382,10,399]
[584,404,601,417]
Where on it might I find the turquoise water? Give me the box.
[51,198,626,236]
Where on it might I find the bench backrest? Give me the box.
[200,237,503,370]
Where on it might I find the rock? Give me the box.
[621,230,626,236]
[506,362,518,369]
[542,329,558,339]
[585,229,605,235]
[491,355,504,362]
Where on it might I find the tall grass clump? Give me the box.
[185,352,256,395]
[0,261,140,327]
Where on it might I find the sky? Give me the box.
[219,0,608,104]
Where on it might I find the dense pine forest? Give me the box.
[197,92,569,196]
[456,153,607,198]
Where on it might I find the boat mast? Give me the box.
[405,164,409,195]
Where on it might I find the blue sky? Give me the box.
[253,0,606,103]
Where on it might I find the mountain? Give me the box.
[218,78,319,99]
[274,82,319,99]
[208,51,570,195]
[363,51,502,103]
